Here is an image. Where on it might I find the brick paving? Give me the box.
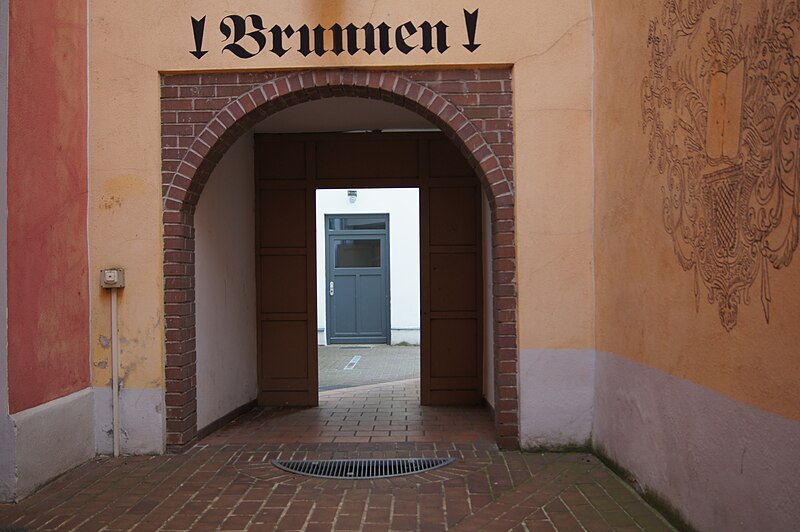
[0,379,675,530]
[0,447,674,531]
[201,380,494,446]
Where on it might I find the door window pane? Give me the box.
[328,217,386,231]
[334,239,381,268]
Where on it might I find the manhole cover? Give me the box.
[272,458,455,479]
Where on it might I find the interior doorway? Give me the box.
[316,189,422,392]
[317,188,422,349]
[255,132,484,407]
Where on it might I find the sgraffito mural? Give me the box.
[642,0,800,330]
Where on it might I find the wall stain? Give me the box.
[99,194,122,210]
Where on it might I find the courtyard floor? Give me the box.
[317,345,420,392]
[0,347,675,531]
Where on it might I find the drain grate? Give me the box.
[272,458,455,479]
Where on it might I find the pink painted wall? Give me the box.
[7,0,89,413]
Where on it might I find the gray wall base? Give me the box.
[94,387,165,455]
[10,388,94,500]
[594,351,800,532]
[519,348,595,449]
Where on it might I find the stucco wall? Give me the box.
[88,1,595,448]
[315,188,420,345]
[594,0,800,529]
[7,0,89,412]
[514,2,595,448]
[1,0,94,500]
[195,134,258,430]
[0,0,13,502]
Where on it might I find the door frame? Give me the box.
[324,213,391,344]
[253,132,483,409]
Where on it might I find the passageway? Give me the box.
[199,379,495,446]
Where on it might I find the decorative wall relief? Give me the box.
[642,0,800,330]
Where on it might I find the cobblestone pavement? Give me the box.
[0,377,675,531]
[318,346,420,391]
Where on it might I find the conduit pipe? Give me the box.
[111,287,120,457]
[101,267,125,457]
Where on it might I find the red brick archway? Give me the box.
[161,69,519,448]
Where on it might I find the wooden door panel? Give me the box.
[430,253,477,312]
[429,138,475,177]
[430,319,478,377]
[258,189,306,247]
[259,256,307,314]
[255,136,317,407]
[429,186,478,246]
[427,390,483,405]
[316,138,418,179]
[421,173,483,406]
[259,390,314,405]
[255,141,306,180]
[260,321,309,380]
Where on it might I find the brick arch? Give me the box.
[161,68,518,448]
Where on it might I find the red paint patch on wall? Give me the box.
[7,0,89,413]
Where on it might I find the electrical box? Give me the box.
[100,268,125,289]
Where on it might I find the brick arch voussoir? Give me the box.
[165,70,512,215]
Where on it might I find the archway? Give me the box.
[161,68,518,448]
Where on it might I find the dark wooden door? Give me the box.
[255,133,482,407]
[255,138,317,406]
[420,140,484,405]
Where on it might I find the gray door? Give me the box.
[325,215,390,344]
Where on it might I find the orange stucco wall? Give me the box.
[7,0,89,413]
[594,0,800,422]
[86,0,595,393]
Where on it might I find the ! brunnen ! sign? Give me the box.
[190,9,482,59]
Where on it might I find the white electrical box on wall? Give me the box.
[100,268,125,289]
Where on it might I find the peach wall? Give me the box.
[514,7,594,349]
[7,0,89,413]
[88,0,596,395]
[594,2,800,527]
[594,0,800,424]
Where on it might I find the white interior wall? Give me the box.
[316,188,420,345]
[195,135,258,430]
[482,194,495,408]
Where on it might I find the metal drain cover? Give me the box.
[272,458,455,479]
